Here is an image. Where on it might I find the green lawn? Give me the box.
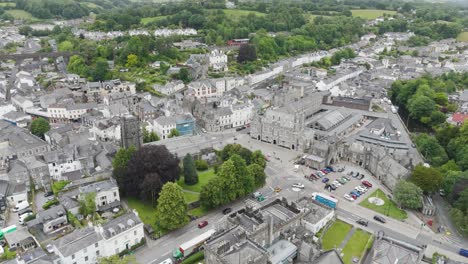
[188,207,209,217]
[359,189,407,220]
[0,2,15,7]
[222,9,266,20]
[6,9,35,20]
[126,197,158,229]
[321,220,353,250]
[457,32,468,42]
[141,15,168,25]
[341,229,372,264]
[177,169,217,193]
[351,9,396,20]
[183,191,200,204]
[83,2,102,9]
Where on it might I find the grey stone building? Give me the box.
[120,115,142,149]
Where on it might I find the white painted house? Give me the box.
[209,49,228,72]
[43,150,83,181]
[152,116,176,140]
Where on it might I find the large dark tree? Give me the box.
[183,154,198,185]
[237,44,257,63]
[113,145,180,203]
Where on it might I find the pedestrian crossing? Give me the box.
[439,235,464,246]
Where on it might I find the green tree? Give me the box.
[126,54,139,68]
[410,165,443,193]
[230,154,255,196]
[251,150,266,168]
[200,177,227,209]
[439,160,460,175]
[455,188,468,212]
[195,159,209,171]
[168,128,180,138]
[176,68,191,84]
[217,160,239,201]
[98,255,138,264]
[408,95,436,122]
[112,147,136,172]
[450,208,468,234]
[142,127,159,143]
[58,40,74,52]
[393,180,423,209]
[79,192,96,217]
[414,134,448,166]
[67,55,89,77]
[30,117,50,138]
[248,163,266,187]
[429,111,446,127]
[183,154,198,185]
[92,58,110,81]
[156,183,188,230]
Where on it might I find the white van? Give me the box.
[159,259,173,264]
[19,212,33,225]
[13,201,29,212]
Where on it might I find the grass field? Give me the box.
[141,15,168,25]
[359,189,407,220]
[222,9,266,20]
[6,9,35,20]
[177,169,217,193]
[341,229,372,264]
[126,197,161,232]
[321,220,353,250]
[182,191,200,204]
[351,9,396,20]
[457,32,468,42]
[0,2,15,7]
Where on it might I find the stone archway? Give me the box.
[273,140,277,145]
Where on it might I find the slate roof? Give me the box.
[53,227,100,257]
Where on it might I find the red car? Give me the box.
[362,180,373,188]
[198,220,208,228]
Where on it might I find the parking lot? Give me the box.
[303,162,378,204]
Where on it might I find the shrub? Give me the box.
[42,199,59,210]
[195,160,209,171]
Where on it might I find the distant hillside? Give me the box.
[13,0,131,19]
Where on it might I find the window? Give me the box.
[85,256,88,261]
[71,254,75,260]
[114,192,117,197]
[134,230,137,236]
[96,250,100,256]
[95,243,98,248]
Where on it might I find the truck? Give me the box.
[173,229,216,261]
[13,201,29,212]
[312,192,338,209]
[391,105,397,114]
[0,225,17,239]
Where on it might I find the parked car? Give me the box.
[292,183,305,189]
[338,178,347,185]
[357,174,365,180]
[330,184,337,190]
[343,176,351,181]
[322,178,330,183]
[352,172,358,178]
[337,168,345,172]
[44,191,53,197]
[356,219,368,226]
[350,191,360,197]
[222,208,232,215]
[348,171,354,176]
[350,194,357,199]
[362,181,373,188]
[320,170,329,174]
[332,180,341,187]
[373,215,386,223]
[344,194,354,201]
[198,220,209,228]
[274,187,282,192]
[326,166,334,172]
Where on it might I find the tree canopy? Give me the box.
[30,117,50,138]
[183,154,198,185]
[156,182,188,231]
[394,180,423,209]
[410,165,443,193]
[113,145,180,204]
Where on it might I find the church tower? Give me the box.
[120,115,142,149]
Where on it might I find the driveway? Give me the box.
[34,191,49,213]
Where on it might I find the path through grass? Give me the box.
[341,229,372,264]
[321,219,353,250]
